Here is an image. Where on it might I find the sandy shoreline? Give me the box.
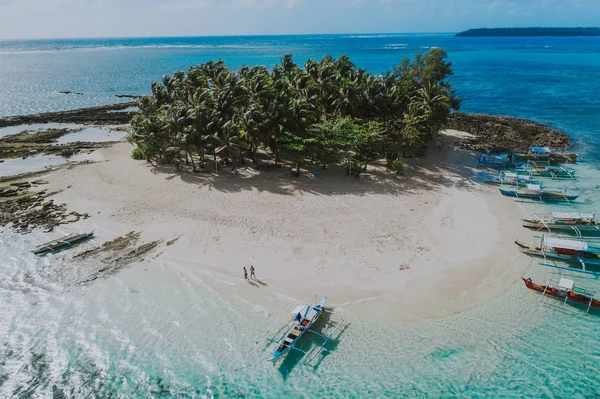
[39,130,529,321]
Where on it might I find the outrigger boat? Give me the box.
[476,153,518,169]
[512,146,578,164]
[499,184,579,202]
[522,212,599,236]
[32,232,94,256]
[522,277,599,315]
[259,296,343,364]
[477,171,540,187]
[516,164,577,180]
[515,235,600,273]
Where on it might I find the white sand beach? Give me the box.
[42,130,528,321]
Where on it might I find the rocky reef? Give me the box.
[0,102,136,128]
[0,174,90,233]
[446,112,573,152]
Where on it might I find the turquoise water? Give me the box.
[2,35,600,398]
[2,221,599,398]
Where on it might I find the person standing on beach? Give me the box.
[250,265,256,280]
[243,267,249,281]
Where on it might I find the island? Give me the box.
[456,27,600,37]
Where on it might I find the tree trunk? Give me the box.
[188,151,196,171]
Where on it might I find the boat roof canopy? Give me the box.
[552,212,595,220]
[527,184,541,191]
[530,146,551,154]
[544,237,588,251]
[558,278,575,291]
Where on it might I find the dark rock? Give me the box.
[11,182,31,188]
[446,113,572,152]
[59,91,84,95]
[0,102,137,128]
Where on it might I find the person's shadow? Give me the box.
[253,278,267,287]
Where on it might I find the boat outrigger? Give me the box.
[499,184,579,203]
[477,171,539,187]
[516,164,577,180]
[32,232,94,256]
[522,212,599,236]
[476,153,518,169]
[512,146,578,164]
[522,277,599,315]
[515,235,600,274]
[259,296,343,364]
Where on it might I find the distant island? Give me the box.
[456,27,600,37]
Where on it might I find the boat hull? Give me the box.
[513,153,578,164]
[522,220,600,232]
[515,241,600,266]
[522,278,600,308]
[33,232,94,256]
[269,296,327,364]
[499,189,579,202]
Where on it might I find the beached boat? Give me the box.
[476,153,518,169]
[516,164,577,180]
[512,146,578,164]
[515,236,600,268]
[522,212,599,235]
[522,277,599,315]
[499,184,579,202]
[32,232,94,256]
[260,296,342,364]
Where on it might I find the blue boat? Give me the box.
[261,296,342,364]
[32,232,94,256]
[476,153,519,169]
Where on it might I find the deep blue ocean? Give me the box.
[1,34,600,163]
[2,34,600,398]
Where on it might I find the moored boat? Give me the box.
[264,296,342,364]
[33,232,94,256]
[478,171,539,186]
[516,164,577,180]
[476,153,518,169]
[515,236,600,267]
[499,184,579,202]
[522,212,599,235]
[512,146,578,164]
[522,277,599,315]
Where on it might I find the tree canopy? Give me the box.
[128,49,459,175]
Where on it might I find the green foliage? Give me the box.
[128,51,458,170]
[131,147,144,160]
[388,158,406,174]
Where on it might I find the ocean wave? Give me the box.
[0,43,275,55]
[344,34,413,39]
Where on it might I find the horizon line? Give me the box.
[0,31,461,41]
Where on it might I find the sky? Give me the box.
[0,0,599,39]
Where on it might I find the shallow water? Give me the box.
[0,152,102,177]
[0,124,126,177]
[56,126,127,144]
[1,215,600,398]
